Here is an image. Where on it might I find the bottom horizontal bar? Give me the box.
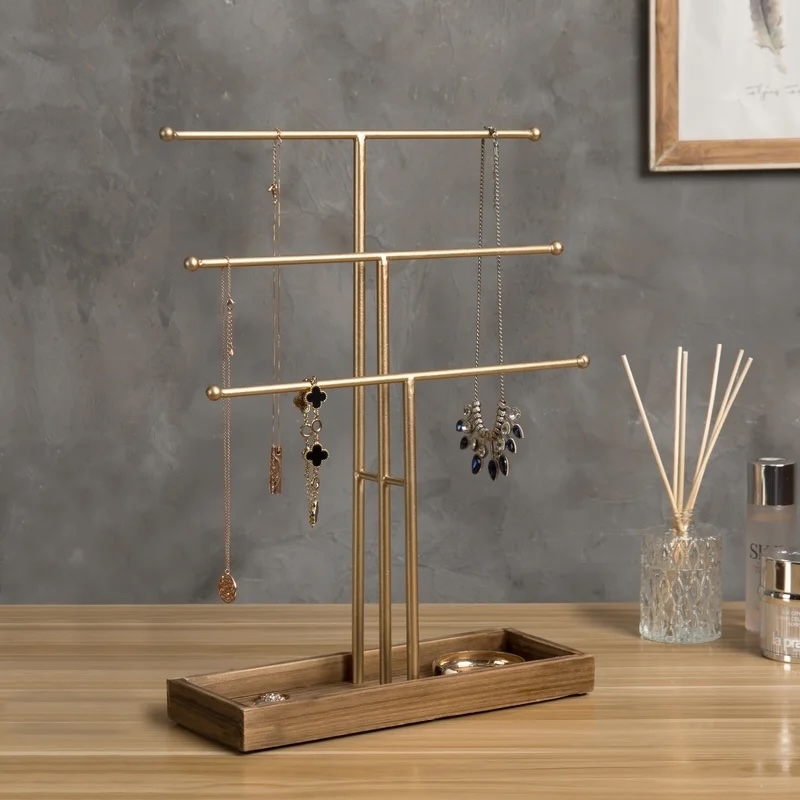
[207,355,590,400]
[357,470,405,487]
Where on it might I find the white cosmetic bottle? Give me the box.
[745,458,797,633]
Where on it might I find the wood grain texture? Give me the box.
[1,603,798,798]
[167,627,594,751]
[649,0,800,170]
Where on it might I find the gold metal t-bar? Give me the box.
[160,127,541,142]
[205,357,589,401]
[184,243,563,272]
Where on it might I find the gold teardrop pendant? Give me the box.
[218,570,237,603]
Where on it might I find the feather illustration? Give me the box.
[749,0,786,72]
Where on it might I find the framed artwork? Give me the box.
[650,0,800,170]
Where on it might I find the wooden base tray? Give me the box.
[167,627,595,752]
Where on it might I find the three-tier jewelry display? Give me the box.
[160,124,595,752]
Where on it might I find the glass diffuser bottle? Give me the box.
[640,510,722,644]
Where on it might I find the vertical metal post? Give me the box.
[376,256,392,683]
[352,134,367,684]
[403,377,419,679]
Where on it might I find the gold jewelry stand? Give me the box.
[160,126,595,752]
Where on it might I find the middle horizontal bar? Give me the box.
[160,127,541,142]
[184,242,563,272]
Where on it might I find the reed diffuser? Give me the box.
[622,344,753,643]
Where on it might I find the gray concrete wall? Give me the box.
[0,0,793,603]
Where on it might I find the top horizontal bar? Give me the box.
[159,127,541,142]
[184,243,563,271]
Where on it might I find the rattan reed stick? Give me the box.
[621,354,678,515]
[623,346,752,532]
[672,346,682,503]
[685,356,753,513]
[693,343,721,486]
[677,350,688,512]
[710,349,744,443]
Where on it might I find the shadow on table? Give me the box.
[145,703,240,752]
[146,703,172,728]
[576,604,762,655]
[716,617,762,656]
[576,604,640,637]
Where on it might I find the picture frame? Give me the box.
[650,0,800,171]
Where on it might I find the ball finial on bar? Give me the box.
[577,354,590,368]
[529,127,542,141]
[550,241,563,255]
[184,256,200,271]
[159,127,175,141]
[207,385,223,401]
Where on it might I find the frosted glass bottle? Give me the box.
[745,458,797,633]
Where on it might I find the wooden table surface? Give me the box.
[1,602,798,798]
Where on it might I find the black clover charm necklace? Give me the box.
[456,127,523,479]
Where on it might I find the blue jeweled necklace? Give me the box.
[456,127,524,479]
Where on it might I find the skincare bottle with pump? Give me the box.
[745,458,797,633]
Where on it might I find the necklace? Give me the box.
[268,132,283,494]
[218,259,237,602]
[456,127,523,479]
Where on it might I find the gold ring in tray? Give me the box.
[432,650,525,675]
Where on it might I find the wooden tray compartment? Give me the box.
[167,626,594,752]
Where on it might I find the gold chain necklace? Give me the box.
[217,259,237,603]
[268,132,283,494]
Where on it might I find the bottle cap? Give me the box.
[748,458,795,506]
[761,551,800,598]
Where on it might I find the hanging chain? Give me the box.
[222,261,233,566]
[456,127,521,479]
[271,133,282,433]
[218,258,237,602]
[474,127,504,405]
[491,130,505,406]
[473,138,486,403]
[268,131,283,494]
